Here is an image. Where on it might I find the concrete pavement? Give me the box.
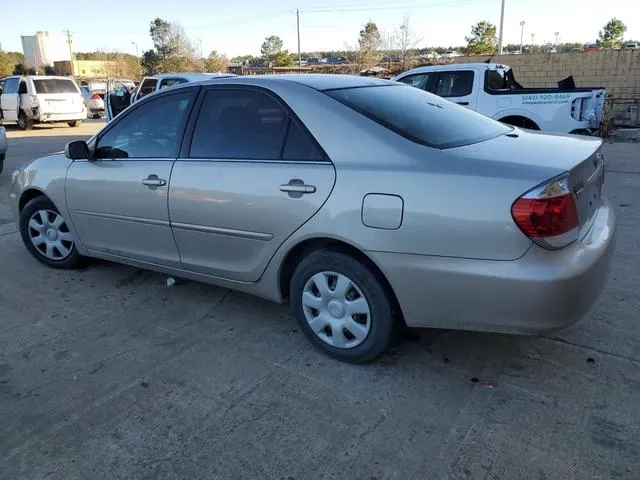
[0,124,638,479]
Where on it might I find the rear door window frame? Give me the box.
[180,84,330,163]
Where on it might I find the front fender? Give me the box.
[9,154,86,254]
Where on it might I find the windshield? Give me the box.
[327,84,511,149]
[33,79,79,94]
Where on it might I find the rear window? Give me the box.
[327,85,511,149]
[33,79,79,94]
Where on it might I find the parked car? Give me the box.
[105,72,235,121]
[80,86,105,118]
[9,75,615,363]
[0,118,6,175]
[625,43,638,50]
[0,76,86,130]
[392,63,606,134]
[587,44,600,52]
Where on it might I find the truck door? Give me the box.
[0,77,20,122]
[105,78,132,122]
[433,70,478,110]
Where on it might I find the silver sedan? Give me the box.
[8,75,616,363]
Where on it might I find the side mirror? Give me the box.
[65,140,90,160]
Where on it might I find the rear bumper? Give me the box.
[37,111,87,122]
[369,198,616,334]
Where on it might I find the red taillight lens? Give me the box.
[512,194,578,238]
[90,94,101,100]
[512,175,580,249]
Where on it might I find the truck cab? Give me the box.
[392,63,606,135]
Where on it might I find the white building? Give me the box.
[21,31,71,70]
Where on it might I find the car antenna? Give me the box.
[484,49,498,64]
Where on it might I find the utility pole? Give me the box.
[531,32,535,52]
[66,30,75,76]
[554,31,559,46]
[296,9,301,67]
[519,21,525,53]
[497,0,505,55]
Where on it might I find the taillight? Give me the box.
[511,174,579,249]
[90,94,101,100]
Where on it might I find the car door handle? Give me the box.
[280,179,316,198]
[142,174,166,188]
[280,184,316,194]
[457,101,470,105]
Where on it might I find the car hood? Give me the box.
[447,128,602,174]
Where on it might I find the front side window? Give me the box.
[95,91,195,159]
[434,71,474,97]
[397,73,430,90]
[3,78,19,94]
[137,78,157,100]
[190,89,288,160]
[32,79,79,94]
[327,84,511,149]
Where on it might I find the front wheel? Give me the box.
[19,196,83,269]
[290,250,397,363]
[17,111,34,131]
[67,120,80,128]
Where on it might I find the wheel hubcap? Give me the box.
[301,271,371,349]
[28,209,74,261]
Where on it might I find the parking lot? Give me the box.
[0,122,638,479]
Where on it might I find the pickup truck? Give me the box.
[391,63,606,134]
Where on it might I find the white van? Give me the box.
[0,76,87,130]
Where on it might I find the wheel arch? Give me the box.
[277,236,405,326]
[19,188,48,212]
[498,115,540,130]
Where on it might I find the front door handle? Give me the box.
[457,101,470,106]
[142,174,166,189]
[280,179,316,198]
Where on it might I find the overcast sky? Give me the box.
[1,0,637,58]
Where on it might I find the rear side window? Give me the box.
[327,85,511,149]
[32,79,78,94]
[3,78,19,94]
[190,89,288,160]
[435,71,474,97]
[283,120,323,161]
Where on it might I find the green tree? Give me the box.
[598,18,627,49]
[358,22,382,68]
[204,50,229,72]
[465,21,497,55]
[141,49,159,75]
[273,50,294,67]
[261,35,284,66]
[150,18,175,69]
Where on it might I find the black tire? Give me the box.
[290,250,396,363]
[19,196,83,269]
[67,120,80,127]
[17,111,34,131]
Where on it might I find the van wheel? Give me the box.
[67,121,80,127]
[17,111,34,131]
[290,250,396,363]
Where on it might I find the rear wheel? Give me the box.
[67,120,80,128]
[499,115,539,130]
[17,111,34,131]
[290,250,396,363]
[19,196,83,269]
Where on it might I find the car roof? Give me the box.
[197,74,395,91]
[149,72,236,81]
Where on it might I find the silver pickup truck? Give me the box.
[392,62,606,134]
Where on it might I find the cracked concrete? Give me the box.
[0,123,639,479]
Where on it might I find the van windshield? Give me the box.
[32,79,79,94]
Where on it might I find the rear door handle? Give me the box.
[142,174,166,189]
[457,101,470,105]
[280,179,316,198]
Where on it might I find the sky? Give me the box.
[1,0,638,58]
